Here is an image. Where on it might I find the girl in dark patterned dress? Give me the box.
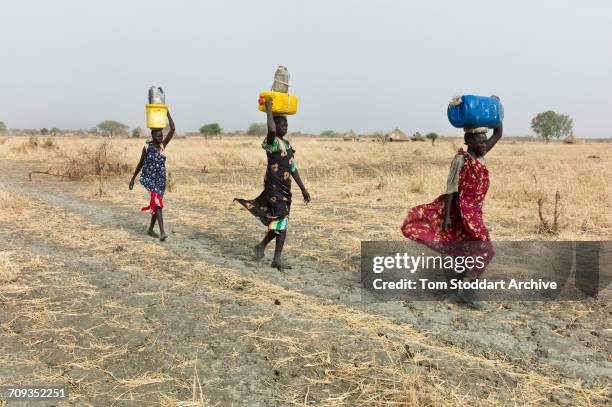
[129,111,175,241]
[235,99,311,270]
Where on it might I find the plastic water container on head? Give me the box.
[146,86,167,129]
[146,104,168,129]
[148,86,165,104]
[447,95,503,129]
[271,66,290,93]
[258,91,298,115]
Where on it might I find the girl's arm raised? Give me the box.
[485,122,503,154]
[163,111,175,148]
[265,98,276,145]
[129,147,146,190]
[485,96,503,154]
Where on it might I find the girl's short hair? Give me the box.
[464,128,487,143]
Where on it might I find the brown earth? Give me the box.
[0,137,610,406]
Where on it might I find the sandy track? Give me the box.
[0,160,610,406]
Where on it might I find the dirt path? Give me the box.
[0,160,610,406]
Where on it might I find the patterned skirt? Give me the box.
[234,190,291,233]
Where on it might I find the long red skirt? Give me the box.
[401,149,494,276]
[141,191,164,214]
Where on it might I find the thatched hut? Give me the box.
[563,134,585,144]
[343,129,359,142]
[387,127,409,142]
[411,132,425,142]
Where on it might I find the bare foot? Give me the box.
[271,261,292,271]
[457,289,488,311]
[254,244,265,260]
[147,230,159,238]
[160,233,168,241]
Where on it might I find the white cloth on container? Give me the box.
[464,127,489,134]
[445,153,486,194]
[449,95,463,106]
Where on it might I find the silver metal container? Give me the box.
[148,86,165,104]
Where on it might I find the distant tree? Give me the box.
[40,128,49,135]
[199,123,222,136]
[97,120,129,137]
[531,111,573,143]
[247,122,267,136]
[132,127,142,138]
[50,127,62,136]
[0,121,7,132]
[426,132,439,145]
[320,130,337,137]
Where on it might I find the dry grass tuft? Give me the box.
[11,136,58,154]
[0,252,18,284]
[0,189,29,215]
[12,135,40,153]
[167,171,176,193]
[42,137,56,149]
[178,361,209,407]
[6,137,131,184]
[270,344,457,406]
[537,190,565,235]
[62,140,131,181]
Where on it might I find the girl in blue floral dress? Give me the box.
[129,111,175,241]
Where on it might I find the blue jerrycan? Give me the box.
[447,95,503,128]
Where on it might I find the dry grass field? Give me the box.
[0,134,610,406]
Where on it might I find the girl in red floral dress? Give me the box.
[402,117,503,308]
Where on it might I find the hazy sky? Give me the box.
[1,0,611,137]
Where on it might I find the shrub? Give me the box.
[320,130,337,137]
[247,123,267,136]
[199,123,222,136]
[97,120,129,137]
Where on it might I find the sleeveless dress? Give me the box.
[235,137,296,232]
[140,141,166,214]
[401,148,494,276]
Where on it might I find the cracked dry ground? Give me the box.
[0,159,610,406]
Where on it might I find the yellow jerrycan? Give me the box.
[258,91,298,115]
[146,86,167,128]
[146,104,168,129]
